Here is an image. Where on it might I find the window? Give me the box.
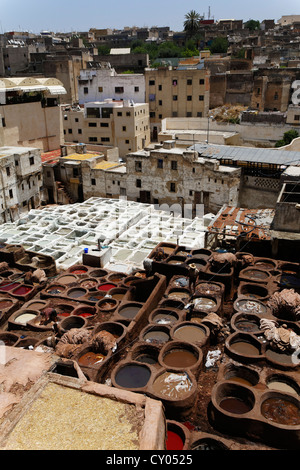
[88,122,97,127]
[126,139,130,144]
[115,86,124,94]
[91,178,96,185]
[189,190,193,196]
[122,126,126,131]
[6,167,10,177]
[173,95,178,101]
[29,156,35,165]
[101,137,110,142]
[68,129,72,134]
[135,161,142,172]
[159,100,162,106]
[84,87,88,94]
[100,122,109,127]
[117,112,122,117]
[171,160,177,170]
[64,115,68,121]
[78,129,82,134]
[187,96,192,101]
[199,95,204,101]
[295,115,300,121]
[98,86,103,92]
[149,80,155,86]
[9,189,13,199]
[257,87,261,94]
[197,112,202,117]
[157,159,163,169]
[150,112,156,118]
[274,92,279,100]
[1,117,5,127]
[158,85,162,91]
[170,182,176,192]
[187,112,192,117]
[75,118,79,122]
[89,137,97,142]
[136,179,142,188]
[126,111,131,116]
[199,79,205,85]
[187,79,192,85]
[134,86,139,92]
[172,112,178,117]
[73,168,79,177]
[173,79,178,86]
[120,187,126,196]
[15,159,19,166]
[159,114,162,119]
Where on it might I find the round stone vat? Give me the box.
[167,288,190,302]
[0,298,14,310]
[117,302,143,320]
[11,285,33,297]
[97,297,118,313]
[0,281,21,292]
[171,321,209,347]
[239,283,269,300]
[190,437,229,450]
[159,340,202,375]
[0,332,19,346]
[72,305,97,318]
[149,308,179,326]
[79,278,99,291]
[111,361,152,391]
[77,348,107,368]
[265,347,298,368]
[86,292,106,303]
[97,282,117,292]
[68,265,89,275]
[192,295,218,312]
[213,382,256,416]
[225,332,263,362]
[223,364,260,387]
[166,256,186,265]
[141,324,170,345]
[25,300,48,311]
[150,369,198,417]
[10,309,38,327]
[159,299,185,310]
[56,274,78,285]
[231,312,261,334]
[195,281,224,297]
[93,321,127,345]
[171,276,189,289]
[46,284,66,295]
[233,297,268,316]
[186,257,207,270]
[60,315,87,332]
[166,420,190,451]
[254,258,277,270]
[89,268,108,278]
[190,248,212,259]
[260,391,300,426]
[266,374,300,396]
[122,276,139,287]
[131,343,160,366]
[55,304,74,318]
[107,272,126,283]
[66,287,88,299]
[107,288,127,301]
[239,267,271,283]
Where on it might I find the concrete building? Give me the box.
[78,67,146,104]
[62,99,150,158]
[0,77,66,152]
[145,66,210,140]
[124,141,241,214]
[0,146,42,223]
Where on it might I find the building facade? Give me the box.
[0,147,42,223]
[145,67,210,140]
[62,99,150,157]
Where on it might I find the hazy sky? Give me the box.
[1,0,299,33]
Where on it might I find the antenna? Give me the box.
[208,6,211,19]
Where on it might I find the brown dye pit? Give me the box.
[119,306,140,319]
[68,289,86,299]
[163,349,198,368]
[243,269,269,281]
[0,299,13,308]
[235,319,260,333]
[235,299,267,315]
[168,291,190,301]
[152,371,193,400]
[152,312,178,325]
[173,325,206,343]
[230,341,260,356]
[78,352,106,366]
[220,397,252,414]
[193,297,216,310]
[266,349,295,366]
[227,376,254,387]
[144,330,170,344]
[261,398,300,425]
[80,279,98,289]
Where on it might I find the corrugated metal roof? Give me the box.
[190,143,300,166]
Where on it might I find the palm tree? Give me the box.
[184,10,201,36]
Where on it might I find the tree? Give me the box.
[245,19,260,31]
[184,10,201,36]
[209,37,229,54]
[275,130,299,147]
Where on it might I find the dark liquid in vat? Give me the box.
[220,397,252,414]
[261,398,300,425]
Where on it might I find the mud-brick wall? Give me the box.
[239,173,282,209]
